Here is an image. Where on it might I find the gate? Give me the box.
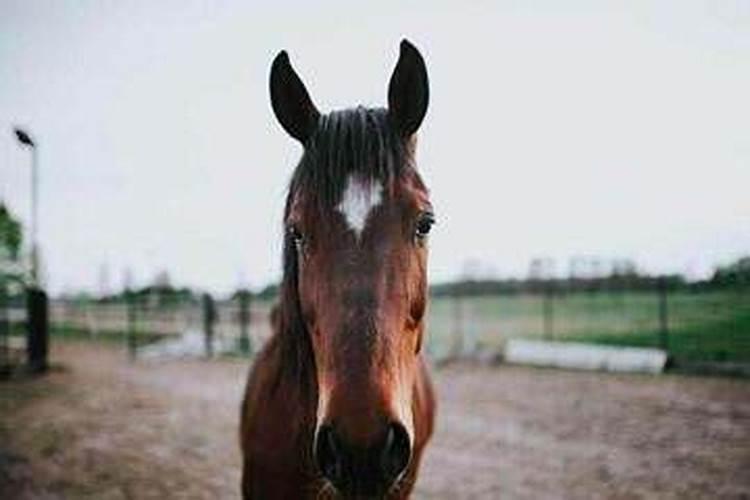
[0,282,48,377]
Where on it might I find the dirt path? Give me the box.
[1,342,749,499]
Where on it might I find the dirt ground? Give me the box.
[1,342,749,499]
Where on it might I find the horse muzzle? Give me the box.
[314,420,411,497]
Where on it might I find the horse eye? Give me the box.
[415,212,435,240]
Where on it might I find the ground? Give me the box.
[1,342,749,499]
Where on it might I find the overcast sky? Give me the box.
[1,1,748,295]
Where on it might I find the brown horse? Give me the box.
[240,40,436,499]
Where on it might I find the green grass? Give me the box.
[51,325,174,347]
[5,323,128,342]
[569,308,750,363]
[49,325,127,343]
[425,290,750,363]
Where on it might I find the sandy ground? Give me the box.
[1,342,749,499]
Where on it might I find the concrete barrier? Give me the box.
[504,339,667,374]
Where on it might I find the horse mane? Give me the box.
[274,106,410,394]
[293,106,408,207]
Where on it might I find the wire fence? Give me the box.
[47,295,275,359]
[428,286,750,366]
[0,286,48,375]
[0,288,26,375]
[4,283,748,370]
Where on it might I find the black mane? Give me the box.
[290,106,407,209]
[275,106,410,391]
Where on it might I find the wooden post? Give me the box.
[658,277,669,351]
[203,293,216,358]
[26,287,48,373]
[127,293,137,361]
[452,289,463,358]
[543,282,555,340]
[238,291,251,355]
[0,282,9,376]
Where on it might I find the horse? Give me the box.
[240,39,436,499]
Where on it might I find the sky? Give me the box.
[1,0,749,295]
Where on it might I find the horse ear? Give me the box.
[270,51,320,143]
[388,39,429,138]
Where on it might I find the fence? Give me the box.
[1,285,49,376]
[0,288,26,375]
[48,294,275,359]
[43,283,750,368]
[429,284,750,367]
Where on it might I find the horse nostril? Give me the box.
[315,422,411,494]
[380,422,411,482]
[315,425,344,484]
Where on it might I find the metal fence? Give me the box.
[48,295,275,359]
[0,288,27,375]
[1,286,49,375]
[430,286,750,366]
[42,284,750,368]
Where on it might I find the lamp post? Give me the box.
[14,127,47,373]
[13,128,39,286]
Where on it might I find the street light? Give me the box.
[14,129,35,147]
[13,127,48,373]
[13,127,39,286]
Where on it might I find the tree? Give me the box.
[712,256,750,288]
[0,203,22,261]
[0,203,25,292]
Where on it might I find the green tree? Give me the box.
[712,256,750,288]
[0,203,22,261]
[1,203,26,292]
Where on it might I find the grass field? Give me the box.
[426,290,750,363]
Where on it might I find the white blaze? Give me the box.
[337,176,382,237]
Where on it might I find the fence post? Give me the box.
[0,282,8,376]
[238,291,252,355]
[126,292,137,361]
[451,288,463,358]
[26,287,48,373]
[203,293,216,358]
[543,282,555,340]
[658,276,669,351]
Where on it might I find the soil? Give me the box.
[1,342,748,499]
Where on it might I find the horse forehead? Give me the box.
[336,175,384,237]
